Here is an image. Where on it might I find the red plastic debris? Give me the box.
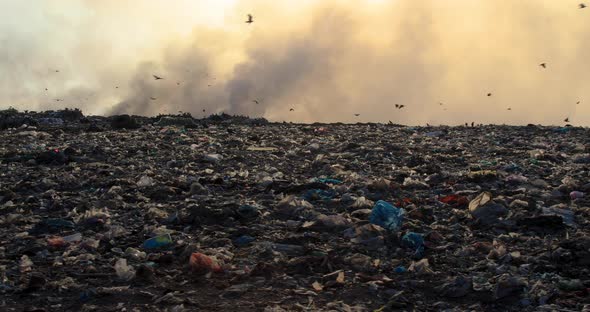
[47,237,66,247]
[189,253,223,274]
[439,194,469,207]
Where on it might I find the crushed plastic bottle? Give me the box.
[114,258,135,281]
[125,247,147,260]
[369,200,404,232]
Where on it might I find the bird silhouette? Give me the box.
[55,70,59,73]
[577,101,581,104]
[354,113,360,117]
[115,86,119,89]
[289,108,294,111]
[507,108,512,110]
[399,105,405,109]
[487,93,492,97]
[202,109,206,112]
[54,99,63,102]
[153,75,164,80]
[580,3,587,9]
[439,102,443,105]
[246,14,254,24]
[395,104,399,108]
[177,82,181,85]
[150,97,157,100]
[540,63,546,68]
[45,88,48,91]
[564,117,570,122]
[253,100,260,105]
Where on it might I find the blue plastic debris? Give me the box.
[142,234,173,249]
[553,127,571,133]
[317,178,343,185]
[369,200,404,232]
[402,232,425,259]
[233,235,256,247]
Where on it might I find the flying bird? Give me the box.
[395,104,399,108]
[576,101,581,104]
[253,100,260,105]
[540,63,546,68]
[398,105,405,109]
[54,99,63,102]
[354,113,360,117]
[439,102,443,105]
[45,88,48,91]
[115,86,119,89]
[246,14,254,24]
[507,107,512,110]
[202,109,206,112]
[177,82,181,85]
[487,93,492,97]
[150,97,157,100]
[153,75,164,80]
[564,117,570,122]
[580,3,587,9]
[289,108,294,111]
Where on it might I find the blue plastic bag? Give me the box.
[233,235,256,247]
[402,232,425,259]
[369,200,404,232]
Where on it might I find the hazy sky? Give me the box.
[1,0,590,125]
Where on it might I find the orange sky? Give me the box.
[1,0,589,125]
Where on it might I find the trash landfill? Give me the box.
[0,108,588,311]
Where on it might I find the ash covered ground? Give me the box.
[0,108,589,311]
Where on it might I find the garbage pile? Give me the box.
[0,109,589,311]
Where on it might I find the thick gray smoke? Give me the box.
[1,0,590,125]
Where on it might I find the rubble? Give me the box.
[0,109,589,311]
